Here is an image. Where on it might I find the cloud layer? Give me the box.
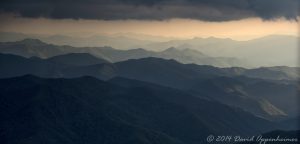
[0,0,299,21]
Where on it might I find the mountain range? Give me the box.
[0,75,291,144]
[0,32,298,67]
[0,38,248,67]
[0,36,299,143]
[1,53,299,121]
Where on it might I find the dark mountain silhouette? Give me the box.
[47,53,109,66]
[115,57,222,88]
[0,75,279,144]
[0,53,117,80]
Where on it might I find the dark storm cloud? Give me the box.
[0,0,299,21]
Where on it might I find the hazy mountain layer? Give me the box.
[0,32,155,49]
[0,32,297,67]
[0,39,246,67]
[143,35,299,67]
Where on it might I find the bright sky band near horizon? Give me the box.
[0,14,299,41]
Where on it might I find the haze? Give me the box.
[0,14,298,41]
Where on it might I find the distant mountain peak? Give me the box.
[162,47,206,56]
[18,38,46,45]
[164,47,177,51]
[123,57,179,64]
[128,48,149,52]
